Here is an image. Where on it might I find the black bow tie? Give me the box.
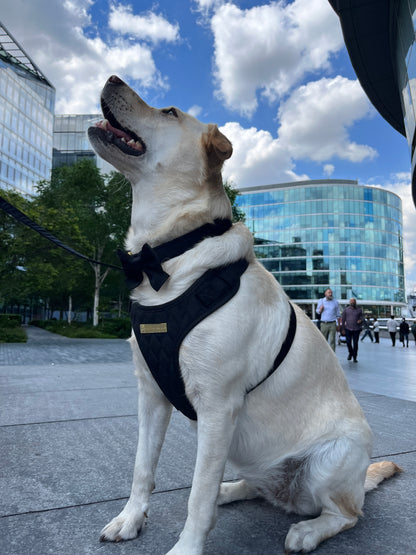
[117,244,170,291]
[118,219,232,291]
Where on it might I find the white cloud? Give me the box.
[323,164,335,177]
[54,38,166,113]
[109,4,180,44]
[62,0,94,23]
[220,122,308,189]
[193,0,222,8]
[192,0,226,17]
[219,76,376,189]
[2,0,173,113]
[187,105,203,118]
[277,77,377,162]
[211,0,343,116]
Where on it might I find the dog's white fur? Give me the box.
[88,76,400,554]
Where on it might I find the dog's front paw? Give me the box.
[100,509,146,542]
[284,521,321,553]
[165,544,202,555]
[165,533,203,555]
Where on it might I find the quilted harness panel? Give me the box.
[131,259,249,420]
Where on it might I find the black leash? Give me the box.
[0,194,122,270]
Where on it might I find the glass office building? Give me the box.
[53,114,113,174]
[329,0,416,207]
[0,22,55,195]
[237,179,406,317]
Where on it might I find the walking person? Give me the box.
[387,315,397,346]
[317,288,340,352]
[360,318,374,342]
[373,317,380,343]
[399,318,410,348]
[316,311,321,330]
[412,321,416,345]
[341,298,363,363]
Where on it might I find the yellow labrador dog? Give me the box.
[88,75,400,554]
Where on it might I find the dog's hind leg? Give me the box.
[283,438,368,553]
[217,479,258,505]
[284,498,360,553]
[100,365,172,542]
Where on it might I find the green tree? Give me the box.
[0,188,33,312]
[0,185,90,320]
[223,180,245,223]
[30,201,91,321]
[35,160,131,325]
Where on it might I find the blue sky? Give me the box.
[2,0,415,292]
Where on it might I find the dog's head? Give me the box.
[88,76,232,185]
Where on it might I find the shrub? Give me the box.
[27,318,131,339]
[68,327,115,339]
[98,318,131,338]
[0,326,27,343]
[0,314,22,328]
[28,319,46,329]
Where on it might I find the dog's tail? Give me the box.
[364,461,402,492]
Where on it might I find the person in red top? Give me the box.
[341,298,363,363]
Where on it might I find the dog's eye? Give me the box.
[162,107,178,118]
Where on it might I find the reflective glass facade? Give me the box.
[395,0,416,203]
[53,114,114,174]
[0,63,54,195]
[237,180,405,311]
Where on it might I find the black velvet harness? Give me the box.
[132,259,248,420]
[119,219,297,420]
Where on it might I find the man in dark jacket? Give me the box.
[341,298,363,363]
[399,318,410,348]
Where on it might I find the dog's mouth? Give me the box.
[91,99,146,157]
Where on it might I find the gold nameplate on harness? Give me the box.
[139,323,168,334]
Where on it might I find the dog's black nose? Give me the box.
[108,75,124,85]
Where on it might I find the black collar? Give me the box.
[118,218,232,291]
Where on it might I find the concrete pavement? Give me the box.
[0,326,415,554]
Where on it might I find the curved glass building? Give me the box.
[237,179,405,317]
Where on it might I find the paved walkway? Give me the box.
[0,326,415,554]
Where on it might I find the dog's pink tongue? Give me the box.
[96,119,131,141]
[96,119,144,152]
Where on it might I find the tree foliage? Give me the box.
[1,160,131,324]
[223,180,245,223]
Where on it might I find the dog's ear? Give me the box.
[204,124,233,167]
